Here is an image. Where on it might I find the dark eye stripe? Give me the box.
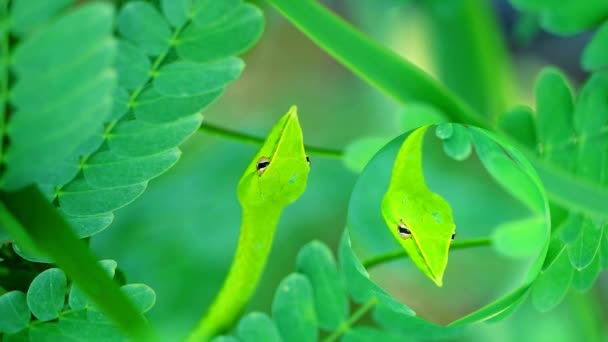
[257,161,270,169]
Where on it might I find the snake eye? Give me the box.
[451,231,456,241]
[256,157,270,175]
[397,220,411,240]
[306,155,310,166]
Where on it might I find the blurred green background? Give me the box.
[92,0,605,340]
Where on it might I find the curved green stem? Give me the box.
[187,206,281,341]
[362,237,492,270]
[322,297,378,342]
[199,122,343,158]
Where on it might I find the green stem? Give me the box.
[322,297,378,342]
[187,206,282,341]
[362,237,492,269]
[0,186,157,341]
[199,122,343,158]
[265,0,488,129]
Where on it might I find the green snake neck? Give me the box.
[188,205,281,341]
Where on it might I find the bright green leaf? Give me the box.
[572,251,601,292]
[295,240,348,331]
[5,3,115,190]
[190,0,241,27]
[271,273,317,342]
[9,0,72,37]
[567,220,603,270]
[134,87,221,124]
[161,0,191,28]
[121,284,156,313]
[115,39,151,90]
[117,1,171,56]
[534,67,575,170]
[27,268,67,321]
[153,58,244,97]
[582,21,608,71]
[236,312,281,342]
[442,123,472,161]
[0,291,30,334]
[492,216,548,259]
[58,178,147,216]
[83,149,181,187]
[64,212,114,239]
[176,4,264,62]
[108,114,203,157]
[531,248,573,312]
[470,128,545,214]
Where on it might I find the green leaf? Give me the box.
[153,58,244,97]
[83,149,181,187]
[567,220,604,270]
[0,186,154,340]
[571,251,602,292]
[176,4,264,62]
[271,273,317,342]
[4,3,115,190]
[0,291,30,334]
[470,127,545,214]
[116,39,151,90]
[107,114,203,157]
[498,105,537,149]
[342,327,405,342]
[531,247,573,312]
[339,233,386,304]
[121,284,156,314]
[539,1,608,34]
[58,178,147,216]
[69,260,117,310]
[64,212,114,239]
[161,0,191,28]
[442,123,472,161]
[134,88,221,124]
[9,0,72,37]
[582,21,608,71]
[435,123,454,139]
[373,302,464,340]
[265,0,484,128]
[295,240,348,331]
[558,213,583,244]
[492,216,548,259]
[236,312,282,342]
[534,67,575,170]
[190,0,241,27]
[26,268,67,321]
[343,136,391,174]
[117,1,171,56]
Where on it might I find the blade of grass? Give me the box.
[265,0,486,129]
[0,185,157,341]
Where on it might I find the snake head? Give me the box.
[237,106,310,208]
[382,191,455,287]
[381,126,456,287]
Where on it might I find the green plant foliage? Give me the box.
[500,69,608,309]
[272,273,318,342]
[4,2,116,191]
[509,0,608,34]
[0,260,155,340]
[0,0,265,259]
